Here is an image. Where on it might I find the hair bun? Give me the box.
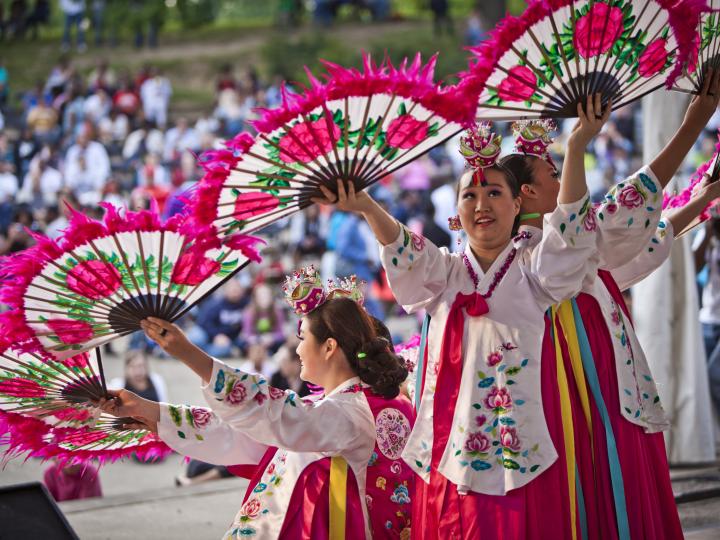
[356,337,408,399]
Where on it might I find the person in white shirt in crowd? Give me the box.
[64,125,111,206]
[140,67,172,129]
[83,87,112,125]
[17,148,62,210]
[122,119,165,165]
[0,159,18,203]
[163,117,200,162]
[60,0,86,53]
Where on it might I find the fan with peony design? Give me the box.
[465,0,702,120]
[0,205,263,359]
[663,134,720,236]
[0,341,170,464]
[672,0,720,94]
[192,53,476,236]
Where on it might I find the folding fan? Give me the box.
[0,344,170,464]
[663,136,720,236]
[0,205,263,359]
[192,53,476,236]
[465,0,701,120]
[672,0,720,94]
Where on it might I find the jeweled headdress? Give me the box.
[459,122,502,186]
[511,119,557,171]
[282,266,364,315]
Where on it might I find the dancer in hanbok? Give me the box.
[492,74,720,540]
[313,95,611,539]
[99,272,415,540]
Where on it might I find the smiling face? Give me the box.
[457,168,521,249]
[296,317,331,385]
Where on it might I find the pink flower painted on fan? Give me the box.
[226,380,247,405]
[486,351,503,367]
[464,431,491,453]
[62,429,108,447]
[617,185,644,209]
[573,3,624,59]
[240,497,262,519]
[638,38,669,78]
[484,386,513,411]
[386,115,430,149]
[233,192,280,222]
[46,319,94,344]
[53,407,92,422]
[500,426,521,452]
[497,65,537,102]
[190,407,212,429]
[278,119,340,163]
[60,354,89,369]
[0,378,45,398]
[66,260,122,299]
[171,253,221,286]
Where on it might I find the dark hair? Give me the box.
[498,153,539,192]
[306,298,408,398]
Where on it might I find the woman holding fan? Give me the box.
[494,72,720,540]
[314,95,612,539]
[99,272,415,540]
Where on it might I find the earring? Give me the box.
[448,215,462,231]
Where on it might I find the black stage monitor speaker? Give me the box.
[0,481,79,539]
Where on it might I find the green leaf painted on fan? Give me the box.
[397,102,408,116]
[427,122,440,138]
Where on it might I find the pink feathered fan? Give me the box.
[465,0,702,120]
[0,342,170,464]
[0,205,263,359]
[193,54,475,235]
[671,0,720,94]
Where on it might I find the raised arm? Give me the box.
[560,94,612,204]
[314,180,453,313]
[648,69,720,188]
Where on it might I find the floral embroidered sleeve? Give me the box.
[529,191,598,306]
[610,218,674,291]
[157,403,269,466]
[379,224,453,314]
[201,359,376,454]
[594,166,663,270]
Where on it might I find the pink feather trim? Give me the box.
[663,135,720,217]
[224,234,267,263]
[251,52,476,135]
[0,410,173,466]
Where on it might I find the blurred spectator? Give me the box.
[109,349,168,402]
[0,158,18,203]
[13,126,39,179]
[64,126,111,205]
[0,57,7,108]
[45,56,73,97]
[133,153,170,211]
[26,96,59,143]
[140,67,172,129]
[60,0,86,53]
[44,462,102,502]
[0,204,36,254]
[44,190,78,239]
[26,0,51,39]
[420,200,451,250]
[163,117,200,162]
[243,283,286,353]
[113,76,141,119]
[240,342,276,379]
[288,205,328,264]
[270,338,311,396]
[83,87,112,125]
[88,58,117,93]
[187,279,251,358]
[175,460,232,487]
[465,9,486,46]
[17,147,62,210]
[61,81,86,138]
[91,0,106,46]
[430,0,453,36]
[7,0,28,39]
[216,63,236,93]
